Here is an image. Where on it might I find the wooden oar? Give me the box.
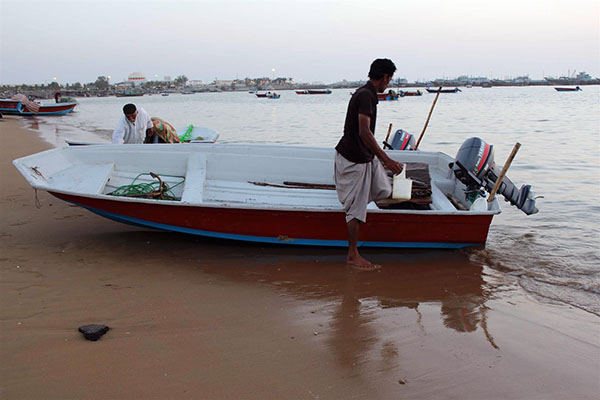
[383,123,393,149]
[487,142,521,203]
[414,87,441,150]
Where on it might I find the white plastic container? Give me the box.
[470,196,488,211]
[392,169,412,200]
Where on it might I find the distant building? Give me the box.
[163,76,172,82]
[188,80,205,87]
[576,72,592,81]
[127,72,146,86]
[512,76,531,84]
[214,80,233,87]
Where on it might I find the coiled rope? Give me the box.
[108,172,185,200]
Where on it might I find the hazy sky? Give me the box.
[1,0,598,85]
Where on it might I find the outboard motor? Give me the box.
[452,137,539,215]
[387,129,416,150]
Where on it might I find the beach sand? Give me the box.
[1,116,598,399]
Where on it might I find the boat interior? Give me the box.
[13,144,499,214]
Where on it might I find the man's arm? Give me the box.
[112,118,126,144]
[358,113,403,174]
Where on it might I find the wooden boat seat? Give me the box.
[180,154,207,203]
[49,163,114,195]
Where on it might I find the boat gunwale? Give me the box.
[12,144,502,216]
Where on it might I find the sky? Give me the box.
[1,0,599,85]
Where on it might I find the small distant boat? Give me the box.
[400,90,422,97]
[426,87,461,94]
[256,92,280,99]
[295,90,308,95]
[0,98,77,116]
[161,93,169,96]
[378,90,399,101]
[307,89,332,95]
[554,86,582,92]
[115,89,144,97]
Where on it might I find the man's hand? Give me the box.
[383,157,403,175]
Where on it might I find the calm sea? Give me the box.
[19,86,600,315]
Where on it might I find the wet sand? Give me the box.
[1,116,598,399]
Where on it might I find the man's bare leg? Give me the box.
[346,218,380,270]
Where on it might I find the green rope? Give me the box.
[108,172,185,200]
[178,124,194,142]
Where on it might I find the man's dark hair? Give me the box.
[368,59,396,80]
[123,103,137,115]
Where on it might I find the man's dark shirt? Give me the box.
[335,81,378,163]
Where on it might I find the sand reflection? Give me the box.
[199,244,500,368]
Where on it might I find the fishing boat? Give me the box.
[426,87,461,94]
[13,137,538,248]
[66,125,219,146]
[115,89,144,97]
[307,89,332,95]
[0,98,77,116]
[256,92,280,99]
[400,90,422,97]
[378,90,399,101]
[554,86,582,92]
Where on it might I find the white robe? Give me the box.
[112,106,153,144]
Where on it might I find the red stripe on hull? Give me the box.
[24,103,76,113]
[51,192,493,245]
[0,100,21,110]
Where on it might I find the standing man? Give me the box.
[334,58,404,270]
[112,103,153,144]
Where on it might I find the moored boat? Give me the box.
[426,87,461,94]
[295,90,308,94]
[256,91,280,99]
[0,98,77,116]
[66,125,219,146]
[115,89,144,97]
[13,138,538,248]
[554,86,582,92]
[378,90,400,101]
[307,89,332,95]
[400,90,422,96]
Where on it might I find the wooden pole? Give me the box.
[383,123,393,149]
[487,142,521,203]
[385,123,393,143]
[414,87,441,150]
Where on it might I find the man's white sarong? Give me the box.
[334,151,392,223]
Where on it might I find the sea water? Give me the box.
[19,86,600,315]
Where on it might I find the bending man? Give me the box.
[112,103,153,144]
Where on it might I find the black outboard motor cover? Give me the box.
[452,137,538,215]
[389,129,416,150]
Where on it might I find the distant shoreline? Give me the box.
[1,81,598,100]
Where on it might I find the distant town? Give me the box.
[1,71,598,100]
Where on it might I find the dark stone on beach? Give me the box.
[78,324,109,341]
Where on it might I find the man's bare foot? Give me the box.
[346,255,381,271]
